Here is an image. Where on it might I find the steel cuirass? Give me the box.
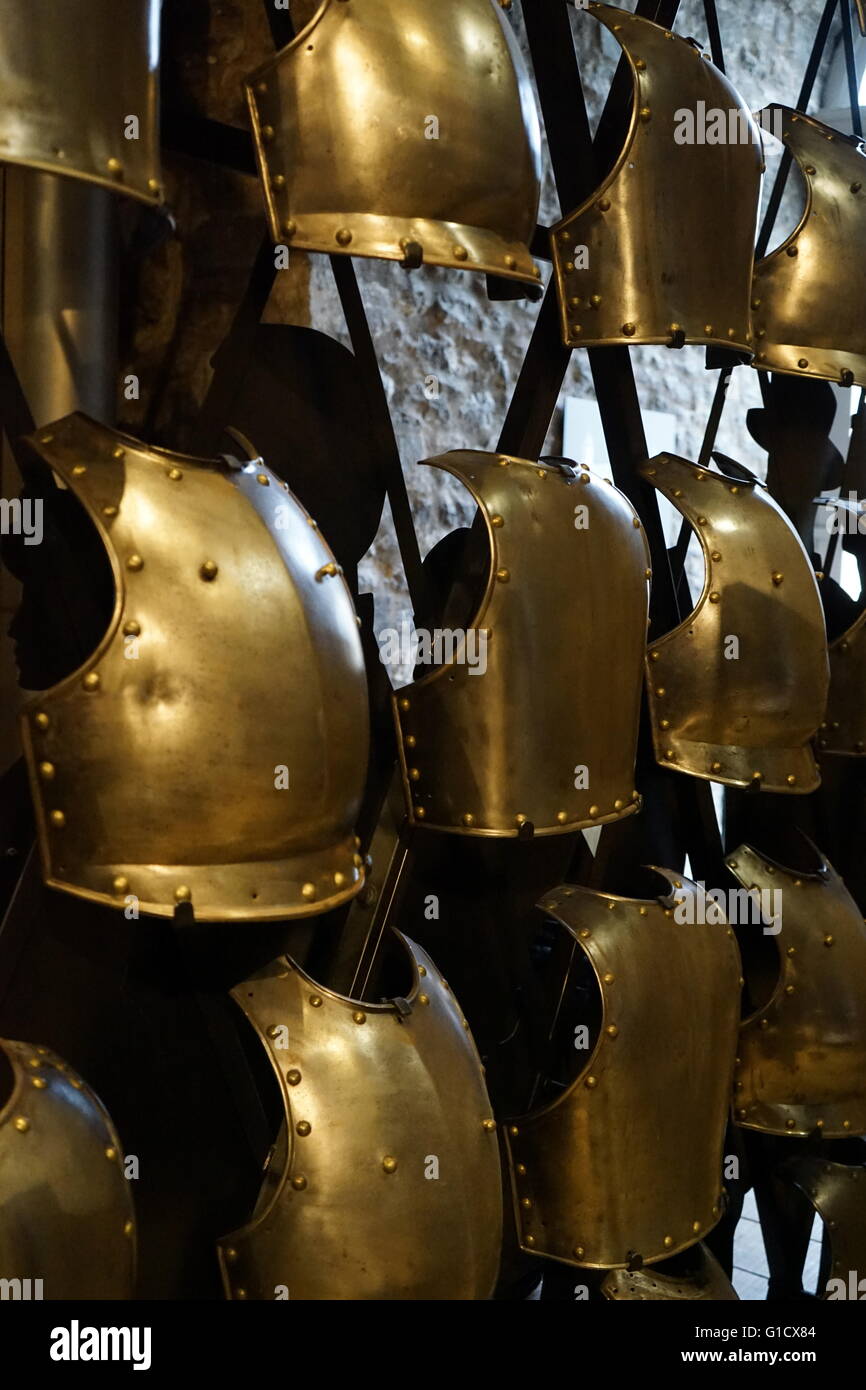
[217,933,502,1300]
[0,0,162,204]
[551,3,762,353]
[0,1039,135,1299]
[784,1157,866,1297]
[601,1246,738,1300]
[641,454,828,792]
[728,845,866,1138]
[504,874,742,1269]
[393,452,650,837]
[243,0,542,285]
[819,607,866,756]
[752,107,866,389]
[20,413,369,923]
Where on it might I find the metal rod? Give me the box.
[842,0,864,136]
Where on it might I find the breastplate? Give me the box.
[217,933,502,1299]
[641,454,828,793]
[0,1039,135,1299]
[601,1245,738,1300]
[551,3,762,354]
[504,874,742,1269]
[20,413,369,923]
[752,106,866,389]
[784,1157,866,1297]
[728,844,866,1138]
[393,452,650,837]
[819,607,866,756]
[244,0,542,286]
[0,0,162,204]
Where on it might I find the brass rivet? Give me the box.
[126,554,144,571]
[709,592,721,603]
[585,1076,598,1089]
[711,761,721,772]
[711,551,722,562]
[49,810,66,829]
[107,157,123,177]
[496,568,510,583]
[296,1121,311,1136]
[606,1025,619,1038]
[71,464,87,477]
[597,198,611,212]
[786,1118,796,1129]
[39,761,55,780]
[603,972,615,984]
[785,984,795,995]
[824,935,835,947]
[167,467,183,481]
[453,244,468,261]
[382,1156,398,1173]
[123,620,141,637]
[509,1125,519,1137]
[525,1235,536,1247]
[419,994,430,1006]
[573,1246,585,1259]
[639,906,648,916]
[102,505,118,517]
[353,1010,367,1024]
[301,883,317,901]
[787,246,799,257]
[261,124,275,141]
[462,813,475,827]
[408,768,420,782]
[482,1119,496,1132]
[399,698,411,712]
[692,1221,701,1233]
[335,228,353,247]
[589,804,600,816]
[491,514,504,528]
[309,994,323,1008]
[112,447,125,460]
[663,1235,674,1248]
[291,1175,307,1191]
[287,1069,302,1085]
[174,885,191,902]
[771,572,784,586]
[787,775,796,786]
[82,672,100,692]
[639,106,652,122]
[579,928,591,940]
[521,1197,533,1210]
[614,798,624,810]
[13,1117,29,1133]
[334,871,347,888]
[105,1146,117,1161]
[622,322,637,336]
[556,811,568,824]
[112,875,129,895]
[31,1077,47,1089]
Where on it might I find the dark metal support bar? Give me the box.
[842,0,864,136]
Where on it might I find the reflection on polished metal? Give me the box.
[393,452,650,837]
[729,845,866,1138]
[505,874,741,1268]
[602,1245,738,1300]
[821,606,866,756]
[551,3,761,353]
[20,413,369,922]
[0,0,163,204]
[217,933,502,1299]
[0,1039,135,1298]
[642,454,828,792]
[244,0,542,284]
[752,107,866,388]
[784,1157,866,1297]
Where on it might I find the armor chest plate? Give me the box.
[729,845,866,1138]
[505,876,742,1269]
[753,107,866,389]
[245,0,541,286]
[820,607,866,756]
[0,0,162,204]
[394,452,650,837]
[642,454,828,792]
[0,1039,135,1298]
[551,3,762,354]
[217,934,502,1299]
[20,414,369,922]
[785,1157,866,1296]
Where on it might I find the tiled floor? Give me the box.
[732,1190,822,1300]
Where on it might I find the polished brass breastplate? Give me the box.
[0,1039,135,1298]
[551,2,762,353]
[819,607,866,756]
[244,0,542,285]
[729,845,866,1138]
[785,1157,866,1297]
[0,0,162,204]
[753,107,866,388]
[20,413,369,922]
[642,454,828,792]
[217,933,502,1299]
[393,452,650,837]
[504,875,742,1268]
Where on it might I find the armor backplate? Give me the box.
[601,1245,738,1300]
[551,3,761,354]
[784,1157,866,1297]
[20,413,369,922]
[753,107,866,388]
[504,874,742,1269]
[0,1039,135,1298]
[729,844,866,1138]
[0,0,162,204]
[244,0,542,285]
[820,606,866,756]
[642,454,828,792]
[393,452,650,837]
[217,933,502,1299]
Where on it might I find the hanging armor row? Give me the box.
[1,0,865,1304]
